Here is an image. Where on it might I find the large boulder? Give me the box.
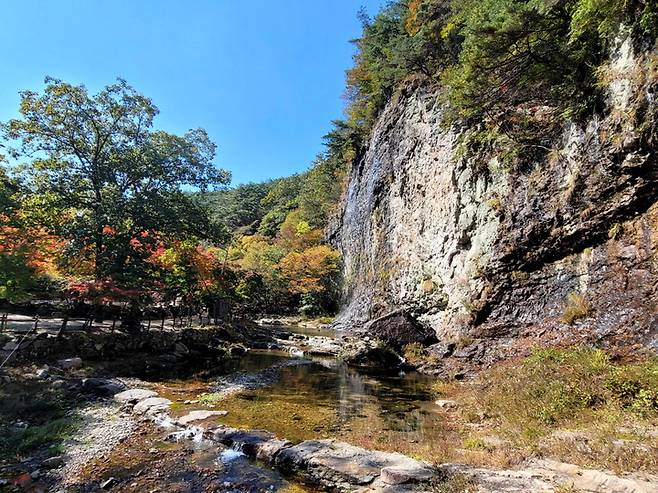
[81,378,127,397]
[363,311,436,348]
[340,340,403,370]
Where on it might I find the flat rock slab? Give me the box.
[440,464,555,493]
[133,397,172,414]
[275,439,326,470]
[114,389,158,404]
[276,439,434,489]
[380,464,435,485]
[528,459,658,493]
[177,410,227,426]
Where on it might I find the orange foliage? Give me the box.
[279,244,340,294]
[405,0,422,35]
[0,224,67,279]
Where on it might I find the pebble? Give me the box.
[57,404,137,487]
[57,357,83,369]
[101,476,117,489]
[434,399,457,408]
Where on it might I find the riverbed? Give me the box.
[86,325,453,492]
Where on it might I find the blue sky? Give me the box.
[0,0,383,185]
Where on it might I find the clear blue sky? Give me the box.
[0,0,383,185]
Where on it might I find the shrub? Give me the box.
[562,292,591,324]
[479,348,658,438]
[403,342,427,364]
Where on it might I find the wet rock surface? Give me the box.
[339,339,404,370]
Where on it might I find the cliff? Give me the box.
[331,34,658,366]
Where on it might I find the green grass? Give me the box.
[0,375,81,460]
[5,416,80,455]
[481,348,658,432]
[441,347,658,473]
[198,392,223,406]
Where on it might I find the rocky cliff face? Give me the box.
[331,36,658,363]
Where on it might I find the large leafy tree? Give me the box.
[3,78,230,293]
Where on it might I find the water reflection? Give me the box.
[233,353,442,444]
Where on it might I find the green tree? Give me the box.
[3,77,230,290]
[257,175,302,237]
[201,181,275,234]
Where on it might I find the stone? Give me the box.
[177,410,227,426]
[340,341,403,370]
[380,464,434,485]
[276,439,433,490]
[133,397,172,414]
[82,378,126,397]
[114,389,158,404]
[527,459,658,493]
[36,367,49,379]
[213,428,278,456]
[57,357,82,369]
[41,455,65,469]
[364,311,437,347]
[3,341,18,351]
[275,440,326,472]
[434,399,457,409]
[173,342,190,356]
[255,438,292,462]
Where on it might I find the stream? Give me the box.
[93,325,451,492]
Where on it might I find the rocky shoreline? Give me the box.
[106,381,658,493]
